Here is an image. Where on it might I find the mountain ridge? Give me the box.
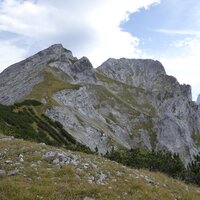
[0,44,200,164]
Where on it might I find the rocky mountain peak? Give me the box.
[47,43,66,52]
[0,44,200,165]
[97,58,166,90]
[40,43,74,60]
[0,44,95,105]
[2,44,74,74]
[0,44,75,105]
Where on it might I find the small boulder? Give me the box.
[19,154,24,162]
[7,169,19,176]
[83,197,95,200]
[42,151,56,159]
[5,160,12,164]
[0,170,6,176]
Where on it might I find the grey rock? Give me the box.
[42,151,57,159]
[18,154,24,162]
[116,171,123,177]
[83,197,95,200]
[50,56,97,84]
[52,158,60,165]
[18,154,23,159]
[0,44,200,164]
[96,172,108,184]
[97,58,166,90]
[5,160,13,164]
[71,159,78,166]
[0,44,72,105]
[30,164,37,168]
[197,94,200,105]
[42,151,79,167]
[0,136,14,141]
[144,176,154,184]
[7,169,19,176]
[0,170,6,176]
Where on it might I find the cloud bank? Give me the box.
[0,0,160,70]
[160,36,200,100]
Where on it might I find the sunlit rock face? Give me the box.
[0,44,200,164]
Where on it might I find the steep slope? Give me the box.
[197,94,200,105]
[0,44,96,105]
[97,58,166,90]
[0,44,200,164]
[97,58,200,163]
[0,100,91,153]
[0,138,200,200]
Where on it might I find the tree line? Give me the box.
[105,147,200,186]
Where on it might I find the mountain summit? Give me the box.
[0,44,200,164]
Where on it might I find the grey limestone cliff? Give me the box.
[97,58,200,163]
[0,44,200,164]
[197,94,200,105]
[97,58,166,90]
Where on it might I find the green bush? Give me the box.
[186,153,200,186]
[0,100,92,154]
[105,148,185,179]
[14,99,42,107]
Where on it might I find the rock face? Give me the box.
[0,44,200,164]
[0,44,96,105]
[98,58,166,90]
[197,94,200,105]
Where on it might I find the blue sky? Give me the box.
[121,0,200,100]
[0,0,200,100]
[122,0,200,57]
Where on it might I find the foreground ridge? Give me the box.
[0,138,200,200]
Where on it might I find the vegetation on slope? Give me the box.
[1,99,200,188]
[105,148,200,187]
[96,71,156,117]
[105,148,185,179]
[187,153,200,186]
[25,67,80,114]
[0,138,200,200]
[0,99,91,153]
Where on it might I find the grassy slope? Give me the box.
[0,138,199,200]
[25,67,80,114]
[0,67,200,199]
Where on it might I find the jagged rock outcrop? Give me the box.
[0,44,96,105]
[97,58,166,90]
[97,58,200,163]
[197,94,200,105]
[0,44,200,164]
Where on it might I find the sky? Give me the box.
[0,0,200,100]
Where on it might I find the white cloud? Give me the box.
[0,0,160,69]
[155,29,200,36]
[0,0,57,37]
[0,40,27,71]
[160,37,200,100]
